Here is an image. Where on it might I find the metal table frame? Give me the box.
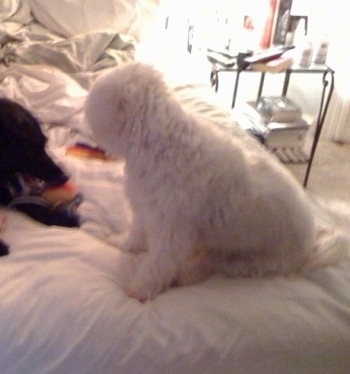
[210,64,335,187]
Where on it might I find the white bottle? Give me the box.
[314,40,329,65]
[299,42,313,68]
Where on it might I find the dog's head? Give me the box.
[0,98,67,184]
[85,62,170,158]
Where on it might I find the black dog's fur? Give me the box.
[0,98,77,256]
[0,98,68,199]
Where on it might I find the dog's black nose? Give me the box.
[20,151,69,186]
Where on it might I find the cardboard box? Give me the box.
[265,119,309,149]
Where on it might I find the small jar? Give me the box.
[314,40,329,65]
[299,42,313,68]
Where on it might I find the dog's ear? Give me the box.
[129,118,144,140]
[0,98,46,147]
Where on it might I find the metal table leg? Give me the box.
[282,69,292,96]
[303,69,335,187]
[231,70,241,108]
[257,72,266,101]
[210,66,219,92]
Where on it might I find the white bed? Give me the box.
[1,1,350,373]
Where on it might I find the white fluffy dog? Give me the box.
[85,62,317,301]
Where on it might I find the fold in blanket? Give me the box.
[0,22,136,84]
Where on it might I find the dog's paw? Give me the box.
[126,279,165,302]
[126,289,151,303]
[122,242,147,253]
[121,233,146,253]
[126,287,156,302]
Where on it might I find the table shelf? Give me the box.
[210,64,335,187]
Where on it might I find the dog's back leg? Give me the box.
[213,250,307,278]
[176,247,308,284]
[121,215,147,253]
[174,250,216,287]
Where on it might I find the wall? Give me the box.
[158,0,350,142]
[310,0,350,142]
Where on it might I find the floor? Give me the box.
[287,139,350,204]
[286,138,350,228]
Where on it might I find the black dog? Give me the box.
[0,98,81,256]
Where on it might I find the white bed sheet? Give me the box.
[1,3,350,373]
[1,179,350,374]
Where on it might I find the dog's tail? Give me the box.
[303,201,350,271]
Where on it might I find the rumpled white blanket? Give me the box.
[0,20,136,89]
[0,3,350,372]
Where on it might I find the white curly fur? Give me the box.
[85,62,317,301]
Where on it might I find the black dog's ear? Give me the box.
[0,98,46,147]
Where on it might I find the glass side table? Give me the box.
[210,63,335,187]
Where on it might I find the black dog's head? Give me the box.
[0,98,67,185]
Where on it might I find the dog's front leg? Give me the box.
[126,228,195,301]
[107,214,147,251]
[122,216,147,253]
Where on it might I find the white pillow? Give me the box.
[0,0,21,22]
[28,0,141,37]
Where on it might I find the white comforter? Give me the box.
[0,61,350,374]
[1,203,350,374]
